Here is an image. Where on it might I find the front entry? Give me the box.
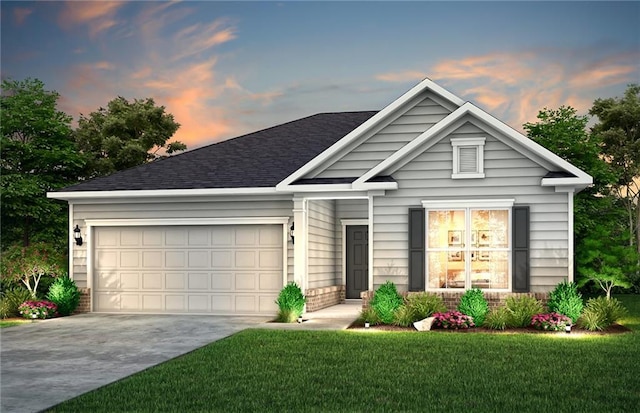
[346,225,368,299]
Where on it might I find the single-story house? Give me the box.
[49,78,592,315]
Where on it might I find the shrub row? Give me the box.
[0,275,81,320]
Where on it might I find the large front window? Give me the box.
[426,206,510,290]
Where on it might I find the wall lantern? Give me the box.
[289,222,295,244]
[73,225,83,246]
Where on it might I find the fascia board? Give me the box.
[276,183,354,193]
[541,177,593,187]
[351,181,399,191]
[275,78,465,190]
[47,187,279,201]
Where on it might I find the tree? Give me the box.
[590,84,640,254]
[0,242,66,299]
[0,78,85,249]
[75,97,185,178]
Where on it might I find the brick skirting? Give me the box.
[361,290,549,311]
[305,285,346,312]
[74,288,91,314]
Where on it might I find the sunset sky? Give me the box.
[2,1,639,150]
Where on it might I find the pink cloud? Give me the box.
[13,7,33,26]
[58,1,124,38]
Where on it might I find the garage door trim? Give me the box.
[85,217,290,313]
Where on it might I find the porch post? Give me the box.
[292,197,308,292]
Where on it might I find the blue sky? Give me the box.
[2,1,639,149]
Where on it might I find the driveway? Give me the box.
[1,313,269,413]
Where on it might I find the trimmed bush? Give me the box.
[485,306,511,330]
[505,295,544,327]
[457,288,489,326]
[371,281,403,324]
[275,282,306,323]
[392,293,447,327]
[548,281,583,323]
[46,275,81,316]
[392,305,414,327]
[578,296,628,331]
[0,287,32,318]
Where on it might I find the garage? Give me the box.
[93,224,284,314]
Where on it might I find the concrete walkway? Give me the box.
[0,302,361,413]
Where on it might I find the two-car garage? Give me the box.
[92,224,284,315]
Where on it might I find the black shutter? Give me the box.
[408,207,425,291]
[512,205,530,292]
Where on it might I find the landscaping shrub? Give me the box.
[0,287,32,318]
[548,281,583,323]
[405,292,446,320]
[359,306,380,326]
[578,296,628,331]
[457,288,489,326]
[484,306,511,330]
[432,311,475,329]
[531,312,571,331]
[505,295,544,327]
[392,305,414,327]
[46,275,81,316]
[18,300,57,319]
[370,281,403,324]
[275,282,306,323]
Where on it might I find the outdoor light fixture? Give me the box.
[289,222,295,244]
[297,315,303,323]
[565,323,572,334]
[365,321,370,329]
[73,225,83,246]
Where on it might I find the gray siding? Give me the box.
[372,121,569,293]
[71,196,293,288]
[307,200,338,288]
[315,93,452,179]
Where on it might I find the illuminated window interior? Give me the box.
[427,208,509,290]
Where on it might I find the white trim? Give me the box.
[368,193,374,293]
[47,187,279,201]
[451,137,485,179]
[276,78,465,190]
[278,182,397,192]
[84,217,290,227]
[567,191,574,283]
[86,224,94,311]
[341,219,369,292]
[351,181,398,191]
[68,203,74,281]
[422,199,515,209]
[541,177,589,186]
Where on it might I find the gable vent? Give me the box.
[459,147,478,173]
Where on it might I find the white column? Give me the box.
[567,189,575,282]
[68,203,74,280]
[292,197,308,291]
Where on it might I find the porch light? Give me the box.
[289,222,295,244]
[73,225,83,246]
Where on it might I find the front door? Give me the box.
[346,225,368,299]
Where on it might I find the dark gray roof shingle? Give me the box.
[60,111,377,192]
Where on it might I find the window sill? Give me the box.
[451,172,485,179]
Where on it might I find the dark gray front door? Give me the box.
[346,225,368,299]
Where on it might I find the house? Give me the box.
[48,78,592,315]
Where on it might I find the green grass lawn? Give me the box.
[49,295,640,413]
[0,319,32,328]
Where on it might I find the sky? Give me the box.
[1,1,639,150]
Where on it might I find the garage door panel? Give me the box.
[94,225,283,314]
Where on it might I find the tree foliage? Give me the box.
[75,97,185,178]
[0,78,85,248]
[0,242,66,299]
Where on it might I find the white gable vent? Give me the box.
[451,137,485,179]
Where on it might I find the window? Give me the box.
[423,201,511,290]
[451,137,485,179]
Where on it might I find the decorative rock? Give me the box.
[413,316,436,331]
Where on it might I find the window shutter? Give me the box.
[512,205,530,292]
[458,147,478,173]
[408,207,425,291]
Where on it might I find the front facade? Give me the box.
[49,78,592,315]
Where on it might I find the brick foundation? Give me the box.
[74,288,91,314]
[305,285,346,312]
[361,290,549,311]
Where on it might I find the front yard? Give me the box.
[49,295,640,412]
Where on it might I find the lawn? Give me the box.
[49,295,640,413]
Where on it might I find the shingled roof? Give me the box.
[59,111,377,192]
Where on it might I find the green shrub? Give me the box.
[578,296,628,331]
[548,281,583,323]
[46,275,81,316]
[0,287,32,318]
[405,292,446,320]
[457,288,489,326]
[505,295,544,327]
[392,305,414,327]
[371,281,403,324]
[275,282,306,323]
[485,306,511,330]
[359,306,380,326]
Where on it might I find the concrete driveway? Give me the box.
[0,313,269,413]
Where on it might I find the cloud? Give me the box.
[13,7,33,25]
[172,19,237,61]
[58,1,124,38]
[376,70,426,83]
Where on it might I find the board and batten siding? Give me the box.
[371,120,570,293]
[307,200,338,289]
[315,93,453,179]
[71,197,294,289]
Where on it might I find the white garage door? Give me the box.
[93,225,283,314]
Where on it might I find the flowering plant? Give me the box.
[531,312,571,331]
[18,300,58,319]
[433,311,475,329]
